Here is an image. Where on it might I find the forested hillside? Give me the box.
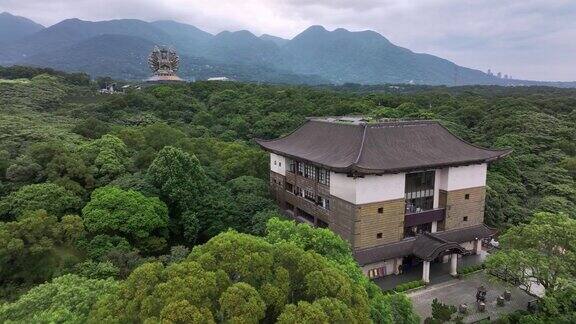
[3,13,576,87]
[0,66,575,322]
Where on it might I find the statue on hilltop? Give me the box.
[146,45,183,82]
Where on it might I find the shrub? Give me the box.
[429,298,456,322]
[394,280,425,293]
[460,263,485,276]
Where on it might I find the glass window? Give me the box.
[288,159,296,173]
[304,164,316,180]
[318,168,330,186]
[405,171,435,212]
[297,162,304,176]
[304,189,315,201]
[316,196,331,210]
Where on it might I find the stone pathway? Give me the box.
[407,272,536,323]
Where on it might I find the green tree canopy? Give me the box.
[72,117,111,139]
[147,146,208,213]
[81,134,131,184]
[276,301,330,324]
[141,123,187,151]
[219,282,266,323]
[0,182,81,220]
[90,230,373,323]
[265,217,352,264]
[0,274,118,323]
[0,211,85,285]
[82,186,169,252]
[526,282,576,323]
[486,212,576,293]
[227,175,269,197]
[265,218,418,323]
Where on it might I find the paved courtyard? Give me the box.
[407,272,536,323]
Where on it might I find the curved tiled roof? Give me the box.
[353,224,496,265]
[412,233,467,261]
[256,118,512,174]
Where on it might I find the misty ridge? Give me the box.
[1,11,575,87]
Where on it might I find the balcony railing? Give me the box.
[404,208,445,227]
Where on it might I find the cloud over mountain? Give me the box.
[2,1,575,80]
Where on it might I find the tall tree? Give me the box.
[147,146,208,213]
[81,135,131,184]
[90,231,374,323]
[82,186,169,253]
[0,211,85,285]
[0,182,81,220]
[486,212,576,293]
[0,274,118,323]
[219,282,266,323]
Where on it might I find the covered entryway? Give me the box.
[354,224,496,290]
[375,252,487,291]
[412,233,468,283]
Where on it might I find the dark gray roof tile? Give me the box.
[353,224,496,265]
[256,119,512,174]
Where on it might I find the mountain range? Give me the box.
[0,12,574,87]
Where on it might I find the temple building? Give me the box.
[256,117,512,283]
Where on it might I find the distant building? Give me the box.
[207,77,231,81]
[257,117,512,282]
[146,45,184,83]
[98,83,116,94]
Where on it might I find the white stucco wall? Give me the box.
[270,153,286,175]
[328,164,486,205]
[356,173,405,204]
[330,172,357,203]
[330,172,405,204]
[446,164,487,191]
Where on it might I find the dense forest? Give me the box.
[0,66,575,322]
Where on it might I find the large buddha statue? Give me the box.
[146,45,183,82]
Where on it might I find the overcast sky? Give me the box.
[2,0,575,81]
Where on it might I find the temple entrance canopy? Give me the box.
[354,224,495,283]
[412,233,468,283]
[413,232,467,262]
